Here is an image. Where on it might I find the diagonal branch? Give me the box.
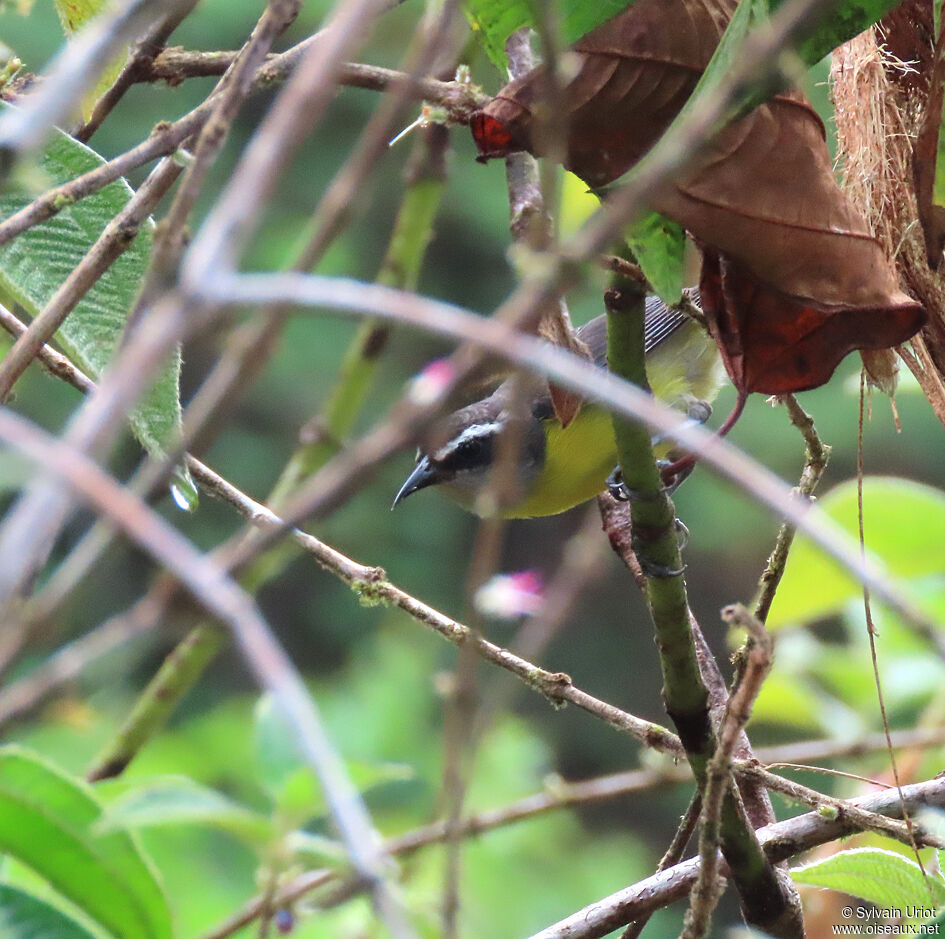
[74,0,201,142]
[0,0,179,169]
[0,156,182,399]
[0,405,415,937]
[528,776,945,939]
[194,271,934,639]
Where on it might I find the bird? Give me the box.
[392,293,727,518]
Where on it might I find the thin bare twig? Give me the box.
[180,0,396,279]
[209,772,945,939]
[2,302,941,784]
[0,0,392,618]
[195,459,682,751]
[754,394,830,622]
[0,406,414,937]
[142,44,487,115]
[0,39,483,250]
[745,763,945,850]
[858,370,930,889]
[0,588,173,726]
[0,302,678,753]
[0,0,177,168]
[528,777,945,939]
[201,765,689,939]
[130,0,305,325]
[195,271,934,639]
[22,49,459,638]
[0,0,317,613]
[620,792,702,939]
[682,605,777,939]
[75,0,202,142]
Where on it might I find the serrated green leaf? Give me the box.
[0,885,98,939]
[626,212,684,305]
[96,775,274,846]
[0,746,171,939]
[791,847,945,911]
[0,102,194,506]
[465,0,635,70]
[767,478,945,628]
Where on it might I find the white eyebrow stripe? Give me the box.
[434,421,503,461]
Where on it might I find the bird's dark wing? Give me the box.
[575,289,702,369]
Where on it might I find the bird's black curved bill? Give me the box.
[392,456,440,509]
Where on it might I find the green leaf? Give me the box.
[465,0,635,70]
[625,212,685,305]
[52,0,127,121]
[0,746,172,939]
[254,694,413,807]
[791,847,945,911]
[0,885,98,939]
[52,0,108,31]
[0,103,195,507]
[96,776,274,845]
[767,478,945,628]
[697,0,904,114]
[789,0,906,68]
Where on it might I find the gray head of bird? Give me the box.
[392,391,547,514]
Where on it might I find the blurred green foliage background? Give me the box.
[1,1,945,936]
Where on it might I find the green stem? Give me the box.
[87,624,225,782]
[270,151,446,502]
[604,279,801,938]
[604,283,709,749]
[87,128,449,781]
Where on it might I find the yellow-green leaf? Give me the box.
[767,478,945,628]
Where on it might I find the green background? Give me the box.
[1,1,944,936]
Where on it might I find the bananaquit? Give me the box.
[393,293,726,518]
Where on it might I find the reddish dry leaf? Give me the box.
[471,0,926,395]
[699,247,924,393]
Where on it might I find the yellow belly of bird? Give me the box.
[490,319,726,519]
[505,406,619,518]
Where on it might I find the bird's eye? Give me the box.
[435,429,495,471]
[458,437,484,455]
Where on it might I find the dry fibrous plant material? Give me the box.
[832,4,945,420]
